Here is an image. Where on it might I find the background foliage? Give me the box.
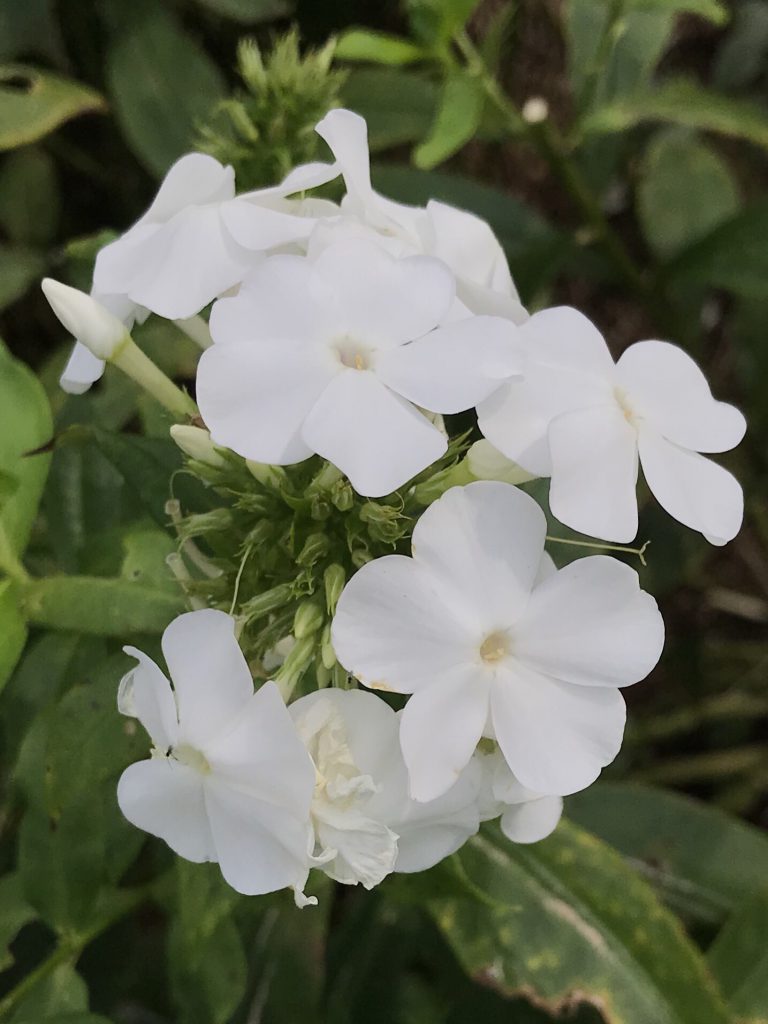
[0,0,767,1021]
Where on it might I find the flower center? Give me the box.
[334,337,372,371]
[480,630,510,664]
[613,386,636,425]
[172,743,211,775]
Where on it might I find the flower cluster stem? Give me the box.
[112,336,198,420]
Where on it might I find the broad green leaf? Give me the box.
[107,3,226,176]
[582,78,768,148]
[189,0,290,22]
[0,65,104,150]
[121,526,177,592]
[20,575,185,635]
[714,0,768,90]
[406,0,482,45]
[664,198,768,298]
[0,340,52,557]
[6,964,88,1021]
[625,0,727,21]
[637,129,740,259]
[0,0,60,62]
[336,29,426,65]
[0,244,46,311]
[371,165,568,301]
[340,68,437,151]
[168,861,248,1024]
[0,579,27,692]
[0,873,35,971]
[87,427,182,527]
[424,821,729,1024]
[0,147,59,245]
[414,73,485,169]
[567,783,768,924]
[707,889,768,1022]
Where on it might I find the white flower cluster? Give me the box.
[43,109,746,906]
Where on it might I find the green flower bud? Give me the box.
[323,563,346,615]
[297,532,330,567]
[241,582,292,622]
[320,622,337,669]
[293,600,324,639]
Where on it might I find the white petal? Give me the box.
[617,341,746,453]
[500,796,563,844]
[400,670,490,802]
[467,439,536,485]
[533,551,557,586]
[548,405,639,542]
[314,108,373,199]
[491,664,626,795]
[219,197,317,251]
[376,317,522,414]
[301,370,447,496]
[161,610,253,748]
[332,555,476,694]
[141,153,235,222]
[410,482,546,633]
[209,257,320,344]
[197,338,332,464]
[126,206,258,319]
[204,777,313,896]
[520,305,616,378]
[515,556,664,687]
[315,808,398,889]
[311,239,454,347]
[638,426,743,544]
[117,759,215,862]
[425,200,515,292]
[59,342,105,395]
[121,646,179,750]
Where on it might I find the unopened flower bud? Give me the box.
[331,481,354,511]
[294,600,324,639]
[42,278,128,359]
[320,622,337,670]
[246,460,288,490]
[467,439,535,485]
[170,425,226,468]
[297,533,330,567]
[242,582,292,621]
[323,563,346,615]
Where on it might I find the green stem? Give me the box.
[546,534,649,566]
[0,523,30,585]
[0,886,150,1019]
[112,336,198,420]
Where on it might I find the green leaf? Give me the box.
[582,78,768,148]
[664,198,768,298]
[625,0,727,21]
[0,340,52,557]
[13,1016,112,1024]
[167,861,248,1024]
[87,427,182,527]
[707,889,768,1022]
[336,29,427,65]
[424,821,729,1024]
[0,244,46,311]
[413,73,485,169]
[0,873,36,972]
[567,783,768,924]
[106,3,227,176]
[714,0,768,90]
[20,575,185,635]
[0,578,27,693]
[406,0,482,45]
[637,128,740,259]
[6,965,88,1022]
[0,64,104,150]
[0,0,61,62]
[340,68,437,151]
[371,165,568,300]
[0,147,59,245]
[189,0,290,22]
[120,526,177,592]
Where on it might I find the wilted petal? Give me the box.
[515,556,664,687]
[118,759,215,862]
[638,426,743,545]
[491,664,626,795]
[617,340,746,453]
[548,405,639,543]
[301,370,447,496]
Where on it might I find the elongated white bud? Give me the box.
[41,279,128,360]
[170,425,225,467]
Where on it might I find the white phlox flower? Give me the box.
[94,153,339,320]
[290,689,481,886]
[116,609,317,906]
[477,306,746,545]
[475,748,563,844]
[331,480,665,802]
[197,236,522,497]
[314,108,528,323]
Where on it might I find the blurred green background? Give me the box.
[0,1,767,1022]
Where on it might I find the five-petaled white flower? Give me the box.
[290,688,481,887]
[197,237,521,497]
[332,481,665,802]
[477,306,746,545]
[116,609,317,905]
